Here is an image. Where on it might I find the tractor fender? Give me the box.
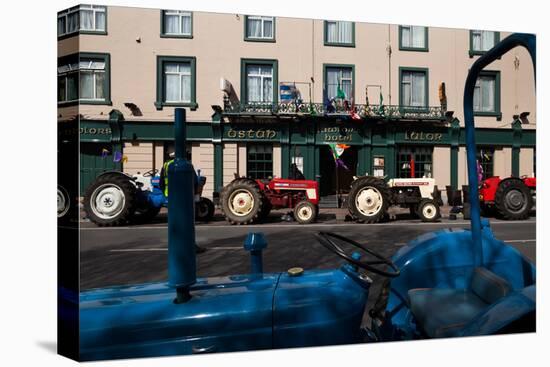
[95,170,135,182]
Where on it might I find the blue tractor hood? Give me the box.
[77,267,369,361]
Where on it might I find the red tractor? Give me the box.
[478,176,536,220]
[219,177,320,225]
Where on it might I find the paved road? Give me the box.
[80,217,536,290]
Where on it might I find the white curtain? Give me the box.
[248,18,262,38]
[165,14,179,33]
[181,14,191,34]
[95,72,105,99]
[263,18,273,38]
[412,72,425,106]
[164,63,191,102]
[80,9,93,30]
[327,22,337,43]
[337,21,352,44]
[326,69,339,99]
[68,12,79,33]
[247,65,272,102]
[58,17,66,35]
[473,84,481,111]
[80,71,93,99]
[482,31,494,51]
[402,73,411,106]
[474,77,495,111]
[412,26,425,48]
[401,27,411,47]
[472,31,481,51]
[95,11,106,31]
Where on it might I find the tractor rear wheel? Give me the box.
[57,185,70,219]
[417,198,440,222]
[196,197,215,222]
[258,196,272,220]
[220,179,263,225]
[348,177,390,223]
[495,178,533,220]
[294,201,317,224]
[84,174,137,226]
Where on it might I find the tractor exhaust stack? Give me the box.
[168,108,197,302]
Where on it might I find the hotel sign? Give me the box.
[225,128,278,140]
[404,131,443,142]
[317,126,361,143]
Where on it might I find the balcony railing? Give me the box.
[222,101,448,121]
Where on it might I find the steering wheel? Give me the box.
[143,169,159,177]
[315,232,400,277]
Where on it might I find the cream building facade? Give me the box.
[57,5,536,203]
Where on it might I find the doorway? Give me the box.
[319,145,358,200]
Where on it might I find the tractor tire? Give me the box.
[294,201,317,224]
[131,205,161,224]
[196,197,215,222]
[220,179,263,225]
[348,176,390,223]
[495,178,533,220]
[83,174,137,226]
[417,198,441,222]
[57,185,71,219]
[409,205,419,218]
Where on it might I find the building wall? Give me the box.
[122,141,154,175]
[432,146,450,188]
[494,147,512,178]
[519,148,535,177]
[58,7,536,130]
[191,142,214,197]
[223,143,238,186]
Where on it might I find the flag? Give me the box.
[336,81,346,99]
[410,154,415,178]
[323,89,335,113]
[101,148,110,159]
[113,151,123,163]
[477,159,484,182]
[329,144,350,170]
[350,97,361,121]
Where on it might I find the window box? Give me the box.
[155,56,197,110]
[324,21,355,47]
[244,16,275,42]
[160,10,193,38]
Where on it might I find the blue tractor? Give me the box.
[64,33,536,361]
[83,167,214,226]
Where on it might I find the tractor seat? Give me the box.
[408,267,512,338]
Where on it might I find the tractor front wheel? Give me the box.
[294,201,317,224]
[196,197,215,222]
[417,199,440,222]
[348,177,390,223]
[495,178,533,220]
[220,179,263,225]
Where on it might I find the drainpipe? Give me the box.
[168,108,197,303]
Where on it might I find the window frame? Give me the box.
[57,52,112,106]
[469,30,500,57]
[160,10,193,39]
[399,67,429,111]
[57,5,108,40]
[247,143,274,180]
[396,146,434,179]
[244,15,276,42]
[155,56,197,110]
[398,25,429,52]
[473,70,502,120]
[324,20,355,47]
[323,63,355,101]
[240,58,279,105]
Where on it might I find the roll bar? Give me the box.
[463,33,536,266]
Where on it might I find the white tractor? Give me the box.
[348,176,442,223]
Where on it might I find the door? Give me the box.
[319,145,358,197]
[80,143,121,195]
